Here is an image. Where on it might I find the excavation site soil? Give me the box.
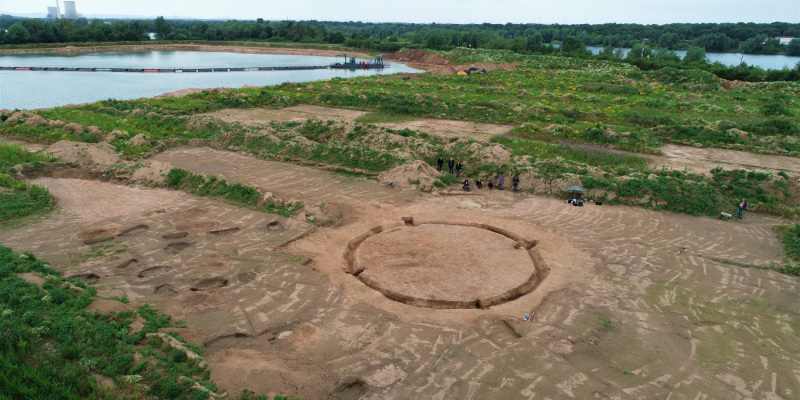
[3,109,800,399]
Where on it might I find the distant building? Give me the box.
[46,6,60,19]
[776,36,795,45]
[63,1,78,19]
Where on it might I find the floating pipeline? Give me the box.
[0,64,388,73]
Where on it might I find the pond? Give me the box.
[585,46,800,70]
[0,51,422,110]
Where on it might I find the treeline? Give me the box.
[2,15,799,56]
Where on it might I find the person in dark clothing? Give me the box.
[512,176,520,193]
[437,156,444,172]
[476,179,483,189]
[448,158,455,174]
[455,161,463,177]
[497,174,505,190]
[462,179,470,192]
[488,177,493,190]
[738,198,748,219]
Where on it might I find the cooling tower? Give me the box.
[63,1,78,19]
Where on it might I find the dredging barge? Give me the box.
[328,54,385,69]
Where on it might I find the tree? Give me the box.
[658,32,680,49]
[693,33,736,52]
[153,16,172,40]
[524,32,543,51]
[560,35,585,53]
[627,42,653,59]
[424,29,451,50]
[328,31,345,44]
[653,47,680,62]
[742,34,767,53]
[4,23,31,44]
[683,46,707,64]
[788,39,800,56]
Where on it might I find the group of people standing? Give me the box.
[437,157,464,177]
[469,174,520,192]
[437,156,520,193]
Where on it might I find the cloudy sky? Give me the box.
[1,0,798,24]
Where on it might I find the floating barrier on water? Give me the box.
[0,64,385,73]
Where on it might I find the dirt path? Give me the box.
[203,105,513,140]
[152,146,418,207]
[204,104,368,124]
[650,144,800,175]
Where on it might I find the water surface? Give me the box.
[585,46,800,69]
[0,51,422,110]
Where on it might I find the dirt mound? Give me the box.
[63,122,85,134]
[130,133,151,147]
[721,79,752,90]
[377,160,439,191]
[4,111,47,126]
[131,161,172,185]
[391,49,449,65]
[156,88,206,98]
[482,144,512,165]
[103,129,128,143]
[46,141,123,168]
[387,49,519,75]
[186,116,225,134]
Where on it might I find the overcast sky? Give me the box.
[1,0,798,24]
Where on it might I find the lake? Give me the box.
[0,51,422,110]
[585,46,800,70]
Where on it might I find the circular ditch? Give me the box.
[345,219,548,309]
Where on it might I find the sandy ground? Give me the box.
[2,83,800,397]
[1,142,798,399]
[139,145,796,399]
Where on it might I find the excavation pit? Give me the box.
[347,222,547,309]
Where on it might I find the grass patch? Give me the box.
[0,245,214,399]
[0,245,301,400]
[0,143,57,172]
[597,314,615,331]
[491,137,649,169]
[0,176,54,222]
[355,111,418,124]
[165,168,303,217]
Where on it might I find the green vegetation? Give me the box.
[0,143,57,171]
[597,314,616,331]
[3,17,799,81]
[0,245,215,399]
[778,224,800,276]
[783,224,800,261]
[2,16,797,56]
[0,143,57,222]
[165,168,303,217]
[491,137,649,169]
[0,245,300,399]
[2,48,799,221]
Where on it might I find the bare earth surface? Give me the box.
[649,144,800,175]
[205,105,368,124]
[2,130,800,399]
[201,106,796,169]
[203,105,513,139]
